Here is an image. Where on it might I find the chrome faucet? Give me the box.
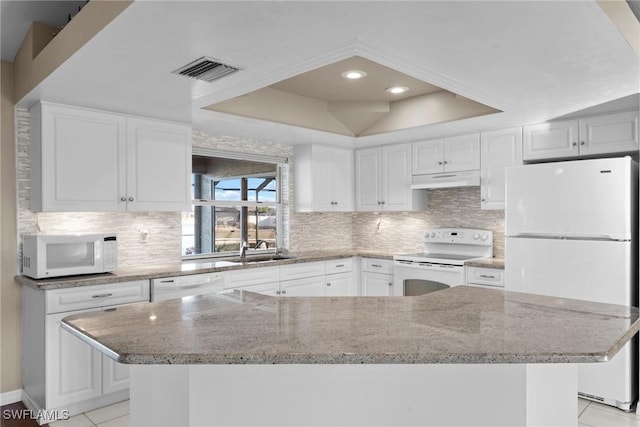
[239,241,248,260]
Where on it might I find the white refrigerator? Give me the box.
[505,156,638,410]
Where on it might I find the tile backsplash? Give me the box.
[16,107,505,270]
[352,188,505,258]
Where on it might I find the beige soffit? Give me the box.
[204,56,501,137]
[13,0,133,103]
[597,0,640,56]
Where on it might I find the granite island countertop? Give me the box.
[61,286,640,365]
[16,250,396,290]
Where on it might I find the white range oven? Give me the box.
[393,228,493,296]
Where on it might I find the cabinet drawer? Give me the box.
[46,280,150,314]
[362,258,393,275]
[325,258,353,275]
[279,261,325,281]
[225,266,279,289]
[466,266,504,287]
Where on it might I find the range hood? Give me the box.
[411,170,480,189]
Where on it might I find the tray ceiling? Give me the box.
[204,56,500,136]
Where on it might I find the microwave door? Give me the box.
[46,241,96,269]
[45,240,98,276]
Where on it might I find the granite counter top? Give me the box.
[16,250,396,290]
[61,286,640,365]
[464,258,505,269]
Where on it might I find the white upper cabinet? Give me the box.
[295,145,354,212]
[523,111,638,161]
[354,148,383,211]
[31,102,127,212]
[579,111,639,156]
[30,102,191,212]
[125,117,192,212]
[356,144,426,212]
[412,133,480,174]
[480,127,523,210]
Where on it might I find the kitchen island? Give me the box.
[61,286,639,426]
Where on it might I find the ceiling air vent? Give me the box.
[172,56,242,83]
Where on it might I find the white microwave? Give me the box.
[22,233,118,279]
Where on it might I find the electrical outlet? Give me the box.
[139,229,149,243]
[302,225,311,236]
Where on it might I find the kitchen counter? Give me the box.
[464,257,505,269]
[60,286,639,426]
[61,286,638,365]
[16,250,395,290]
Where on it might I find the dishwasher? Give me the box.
[151,272,224,301]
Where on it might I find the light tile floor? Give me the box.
[579,398,640,427]
[50,398,640,426]
[49,400,129,427]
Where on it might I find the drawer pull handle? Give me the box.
[479,275,495,279]
[371,264,382,268]
[92,293,113,299]
[160,280,175,283]
[334,264,345,268]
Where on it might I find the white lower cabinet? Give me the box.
[361,272,394,296]
[22,281,149,419]
[45,309,103,409]
[280,275,327,296]
[102,356,131,395]
[325,258,354,296]
[465,266,504,288]
[225,259,356,297]
[325,272,351,296]
[361,258,394,296]
[224,266,280,293]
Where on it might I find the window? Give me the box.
[182,150,285,258]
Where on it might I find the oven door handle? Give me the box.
[394,261,434,268]
[394,261,461,272]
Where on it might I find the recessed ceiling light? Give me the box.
[341,70,367,79]
[386,86,409,94]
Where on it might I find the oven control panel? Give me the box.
[423,229,492,245]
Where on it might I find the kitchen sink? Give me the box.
[227,255,296,264]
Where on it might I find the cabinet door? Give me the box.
[225,266,280,289]
[126,117,192,212]
[46,311,102,409]
[480,127,523,210]
[330,148,354,211]
[279,261,325,282]
[382,144,413,211]
[465,266,504,288]
[35,103,127,212]
[412,140,444,174]
[361,272,394,296]
[444,134,480,172]
[234,281,280,296]
[580,111,639,156]
[310,145,335,211]
[102,357,130,395]
[523,120,579,161]
[355,148,383,211]
[280,276,326,296]
[325,272,352,296]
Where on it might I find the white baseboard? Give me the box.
[0,389,23,406]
